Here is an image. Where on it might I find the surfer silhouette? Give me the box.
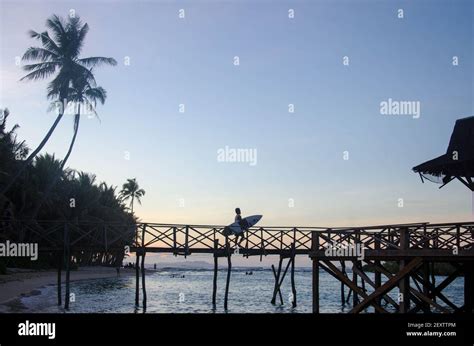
[234,207,248,246]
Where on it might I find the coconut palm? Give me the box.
[119,178,145,214]
[60,75,106,168]
[0,14,116,196]
[32,75,107,217]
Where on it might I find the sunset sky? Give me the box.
[1,0,472,242]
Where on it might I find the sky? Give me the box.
[0,0,473,241]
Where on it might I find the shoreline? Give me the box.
[0,266,137,312]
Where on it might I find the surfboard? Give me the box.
[222,215,262,236]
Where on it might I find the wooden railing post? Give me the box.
[185,225,189,258]
[173,226,177,255]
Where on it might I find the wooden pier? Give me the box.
[129,221,473,313]
[1,220,473,313]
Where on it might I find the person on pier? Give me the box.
[234,207,248,247]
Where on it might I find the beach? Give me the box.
[0,266,136,312]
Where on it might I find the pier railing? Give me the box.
[133,221,474,259]
[1,219,472,258]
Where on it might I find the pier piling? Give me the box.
[141,250,146,311]
[311,231,319,313]
[399,227,410,313]
[57,250,62,306]
[290,242,297,308]
[224,238,232,310]
[135,252,140,307]
[64,223,71,310]
[271,257,283,305]
[212,240,218,307]
[141,225,147,311]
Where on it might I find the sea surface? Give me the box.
[16,268,464,313]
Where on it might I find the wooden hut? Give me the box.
[413,116,474,190]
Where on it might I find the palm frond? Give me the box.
[79,56,117,68]
[85,86,107,104]
[22,61,59,72]
[45,15,68,48]
[20,64,57,81]
[22,47,59,62]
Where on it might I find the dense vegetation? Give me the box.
[0,109,137,272]
[0,14,140,273]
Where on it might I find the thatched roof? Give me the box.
[413,116,474,182]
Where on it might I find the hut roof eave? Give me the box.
[413,154,474,178]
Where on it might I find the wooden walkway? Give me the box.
[1,220,473,313]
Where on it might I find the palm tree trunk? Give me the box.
[0,100,67,197]
[32,111,80,218]
[131,196,134,214]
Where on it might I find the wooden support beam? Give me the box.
[321,260,388,313]
[271,257,284,305]
[141,250,147,311]
[422,225,431,313]
[340,260,346,305]
[135,252,140,307]
[374,233,382,311]
[173,227,177,254]
[64,223,71,310]
[185,225,189,258]
[398,227,410,313]
[410,267,461,312]
[271,264,284,305]
[350,257,422,314]
[276,258,292,302]
[312,232,319,313]
[430,262,436,303]
[141,224,147,311]
[57,250,62,306]
[212,240,218,307]
[224,240,232,310]
[352,265,398,309]
[352,261,359,307]
[408,284,451,313]
[290,243,297,308]
[367,259,456,313]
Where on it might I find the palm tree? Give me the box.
[32,75,107,217]
[120,178,145,214]
[0,14,116,196]
[61,75,106,168]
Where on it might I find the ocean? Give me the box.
[16,268,464,313]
